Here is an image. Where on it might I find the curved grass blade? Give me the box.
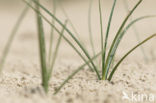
[98,0,104,68]
[122,0,149,62]
[47,20,68,81]
[88,0,95,56]
[102,0,143,80]
[23,0,96,78]
[108,33,156,81]
[54,51,101,95]
[104,15,156,79]
[35,0,48,93]
[26,0,101,79]
[48,0,57,66]
[0,3,30,74]
[102,0,117,76]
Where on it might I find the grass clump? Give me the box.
[1,0,155,95]
[24,0,156,94]
[0,0,67,93]
[35,0,69,93]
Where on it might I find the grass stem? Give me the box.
[88,0,95,56]
[48,0,57,67]
[35,0,48,93]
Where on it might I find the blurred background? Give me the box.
[0,0,156,63]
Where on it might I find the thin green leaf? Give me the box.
[48,20,68,81]
[35,0,48,93]
[0,3,29,74]
[122,0,149,62]
[98,0,104,70]
[48,0,57,66]
[26,0,101,79]
[88,0,95,56]
[23,0,96,78]
[103,0,143,80]
[108,33,156,81]
[102,0,117,76]
[104,15,156,79]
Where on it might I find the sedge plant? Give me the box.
[24,0,156,94]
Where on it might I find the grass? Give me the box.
[48,0,57,67]
[122,0,149,62]
[102,0,117,79]
[88,0,95,56]
[35,0,69,93]
[35,0,48,92]
[24,0,156,94]
[0,0,67,93]
[0,0,155,95]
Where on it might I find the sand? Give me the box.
[0,0,156,103]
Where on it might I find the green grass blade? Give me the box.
[48,0,57,66]
[47,20,68,81]
[35,0,48,93]
[104,15,156,79]
[98,0,104,69]
[88,0,95,56]
[120,16,156,36]
[103,0,143,80]
[54,51,101,95]
[103,15,155,80]
[23,0,96,78]
[122,0,149,62]
[0,3,29,74]
[108,33,156,81]
[26,0,101,79]
[102,0,117,76]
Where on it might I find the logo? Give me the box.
[122,91,155,102]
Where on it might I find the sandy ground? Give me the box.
[0,0,156,103]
